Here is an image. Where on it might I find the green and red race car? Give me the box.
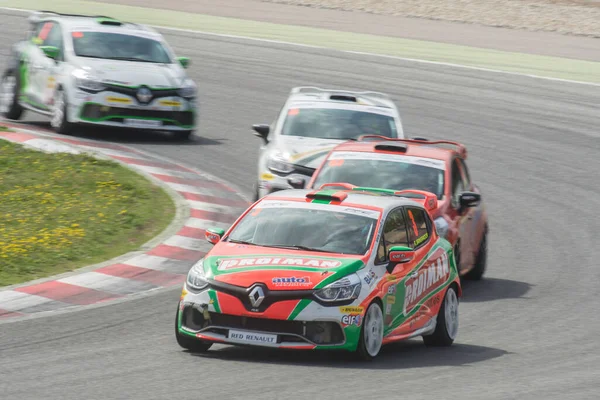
[175,186,462,360]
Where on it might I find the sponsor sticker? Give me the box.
[341,314,362,327]
[414,232,429,247]
[228,330,278,345]
[403,249,450,315]
[217,257,342,270]
[339,306,364,314]
[271,276,312,287]
[385,303,392,315]
[387,285,397,295]
[106,96,132,104]
[363,268,377,286]
[328,151,446,170]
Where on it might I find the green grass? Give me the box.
[0,139,175,287]
[4,0,600,83]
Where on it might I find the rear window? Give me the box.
[312,151,446,199]
[71,31,172,64]
[281,107,397,140]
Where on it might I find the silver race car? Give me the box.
[250,87,405,200]
[0,11,197,139]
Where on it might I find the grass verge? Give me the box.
[0,139,175,287]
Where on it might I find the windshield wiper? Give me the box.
[227,239,256,246]
[265,244,331,253]
[107,56,155,62]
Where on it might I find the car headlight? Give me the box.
[186,259,209,290]
[72,69,105,92]
[314,273,361,303]
[267,151,294,174]
[178,78,196,98]
[434,216,449,239]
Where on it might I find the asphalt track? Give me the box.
[1,8,600,400]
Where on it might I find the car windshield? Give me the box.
[226,201,380,255]
[281,107,397,140]
[312,152,446,199]
[71,31,172,63]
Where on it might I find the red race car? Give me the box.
[300,135,489,280]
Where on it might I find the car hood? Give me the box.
[273,136,345,170]
[74,58,186,88]
[203,242,366,290]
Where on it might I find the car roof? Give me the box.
[327,137,467,161]
[29,11,161,39]
[257,187,436,215]
[286,86,397,111]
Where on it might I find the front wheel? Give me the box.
[355,301,384,361]
[422,285,459,347]
[175,305,213,352]
[0,69,23,120]
[172,130,193,141]
[50,88,73,134]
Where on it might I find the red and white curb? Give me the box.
[0,123,249,321]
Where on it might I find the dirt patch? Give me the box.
[260,0,600,37]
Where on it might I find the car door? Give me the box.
[35,21,64,108]
[448,157,475,273]
[404,206,442,324]
[456,158,481,265]
[374,206,411,330]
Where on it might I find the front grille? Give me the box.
[104,84,180,99]
[181,306,345,345]
[80,103,194,127]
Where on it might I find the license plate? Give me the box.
[227,329,278,346]
[124,119,162,128]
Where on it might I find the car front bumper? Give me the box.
[177,286,363,351]
[70,90,196,131]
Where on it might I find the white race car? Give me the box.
[250,87,406,200]
[0,11,198,140]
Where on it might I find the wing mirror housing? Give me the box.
[177,56,190,69]
[205,227,225,245]
[287,177,306,189]
[252,124,270,144]
[41,45,59,60]
[386,245,415,273]
[459,191,481,210]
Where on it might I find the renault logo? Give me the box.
[136,86,152,104]
[248,286,265,308]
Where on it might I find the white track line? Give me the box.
[1,7,598,87]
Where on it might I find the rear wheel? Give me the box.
[422,285,459,347]
[463,230,487,281]
[0,69,23,120]
[174,304,212,352]
[355,301,384,361]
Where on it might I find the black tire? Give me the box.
[172,130,193,141]
[422,285,459,347]
[252,182,259,202]
[0,68,24,120]
[50,88,73,134]
[174,304,212,352]
[354,301,384,361]
[463,230,487,281]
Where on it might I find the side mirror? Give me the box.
[287,177,306,189]
[459,191,481,209]
[177,56,190,69]
[388,246,415,264]
[40,45,59,60]
[205,227,225,245]
[252,124,270,143]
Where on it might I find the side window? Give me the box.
[457,158,471,190]
[43,24,63,50]
[451,159,465,207]
[375,208,410,264]
[406,207,431,248]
